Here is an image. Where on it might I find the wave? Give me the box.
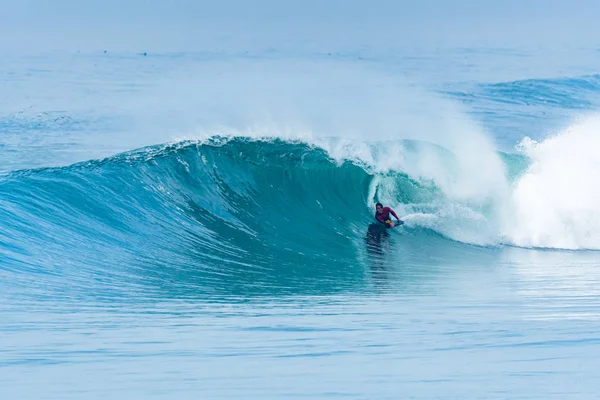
[448,74,600,109]
[447,73,600,159]
[0,137,509,296]
[2,126,600,298]
[480,74,600,108]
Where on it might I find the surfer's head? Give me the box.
[375,203,383,213]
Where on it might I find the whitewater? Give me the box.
[2,47,600,399]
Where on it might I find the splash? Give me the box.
[505,115,600,249]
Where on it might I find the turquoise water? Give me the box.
[2,46,600,399]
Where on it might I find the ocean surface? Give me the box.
[2,46,600,399]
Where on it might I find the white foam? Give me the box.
[504,115,600,250]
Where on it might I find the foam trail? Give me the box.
[506,115,600,249]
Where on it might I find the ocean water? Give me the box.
[2,46,600,399]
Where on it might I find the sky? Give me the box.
[1,0,599,53]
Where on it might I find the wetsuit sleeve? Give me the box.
[375,213,386,223]
[389,209,400,220]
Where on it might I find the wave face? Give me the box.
[0,138,379,298]
[0,137,525,297]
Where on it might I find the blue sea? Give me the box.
[2,42,600,398]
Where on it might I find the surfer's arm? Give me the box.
[389,209,401,221]
[375,214,386,224]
